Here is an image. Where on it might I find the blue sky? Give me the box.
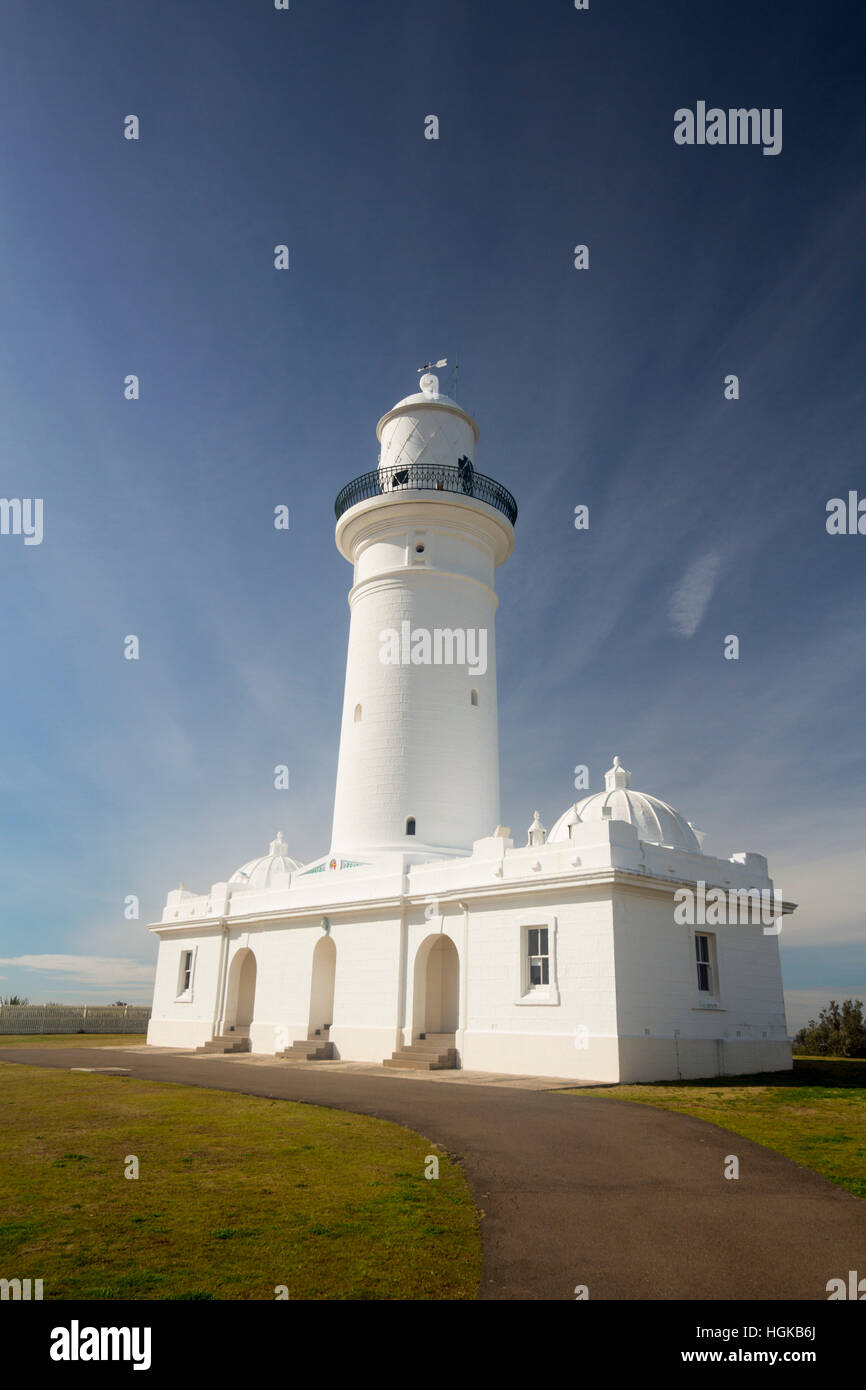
[0,0,863,1029]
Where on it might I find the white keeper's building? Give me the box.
[146,373,793,1082]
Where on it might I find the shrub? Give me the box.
[793,999,866,1058]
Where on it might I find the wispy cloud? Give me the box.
[0,956,155,986]
[669,551,723,638]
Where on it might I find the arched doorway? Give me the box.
[225,947,257,1033]
[308,935,336,1038]
[413,934,459,1035]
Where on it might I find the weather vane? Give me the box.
[418,358,447,374]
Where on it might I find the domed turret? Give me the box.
[376,371,479,477]
[229,832,303,891]
[548,757,705,853]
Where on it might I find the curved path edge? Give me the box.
[2,1046,863,1301]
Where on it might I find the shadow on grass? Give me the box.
[625,1057,866,1092]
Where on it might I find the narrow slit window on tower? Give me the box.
[470,689,478,706]
[354,703,362,723]
[405,817,416,836]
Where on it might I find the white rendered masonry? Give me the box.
[147,375,794,1082]
[330,383,512,856]
[147,799,793,1081]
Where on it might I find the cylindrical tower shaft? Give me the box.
[330,375,515,858]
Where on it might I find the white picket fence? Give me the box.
[0,1005,151,1035]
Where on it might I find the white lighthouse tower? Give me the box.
[147,368,793,1085]
[330,371,516,858]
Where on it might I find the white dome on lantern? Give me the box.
[376,373,479,477]
[228,832,303,891]
[548,757,705,854]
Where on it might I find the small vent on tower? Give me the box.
[405,817,416,837]
[354,704,362,723]
[470,689,478,706]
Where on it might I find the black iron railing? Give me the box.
[334,461,518,526]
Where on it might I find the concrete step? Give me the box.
[384,1035,459,1070]
[399,1044,458,1058]
[407,1033,456,1050]
[382,1031,458,1070]
[383,1053,458,1070]
[194,1035,251,1054]
[279,1040,335,1061]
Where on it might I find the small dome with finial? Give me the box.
[548,757,704,853]
[229,832,303,891]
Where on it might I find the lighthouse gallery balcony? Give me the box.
[334,461,518,527]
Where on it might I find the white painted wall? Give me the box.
[611,885,790,1081]
[146,929,223,1049]
[148,821,793,1082]
[330,520,504,854]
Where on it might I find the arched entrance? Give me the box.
[225,947,257,1033]
[308,935,336,1038]
[413,934,459,1035]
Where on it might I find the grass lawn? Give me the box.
[568,1057,866,1200]
[0,1033,146,1048]
[0,1062,480,1300]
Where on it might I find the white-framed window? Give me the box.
[176,947,196,1000]
[694,931,719,1002]
[527,927,549,986]
[516,917,560,1005]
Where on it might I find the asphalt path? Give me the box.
[3,1045,864,1300]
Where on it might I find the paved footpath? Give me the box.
[3,1045,864,1300]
